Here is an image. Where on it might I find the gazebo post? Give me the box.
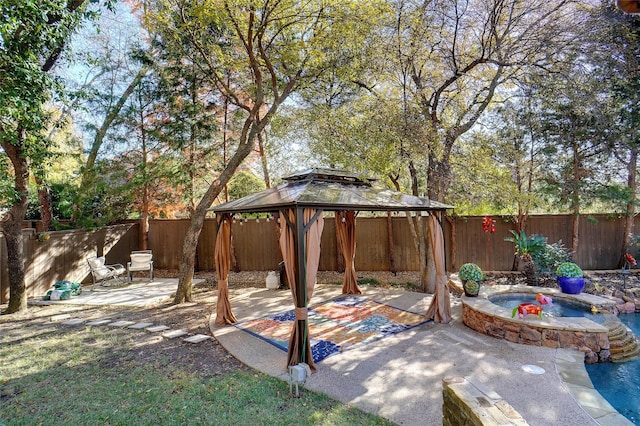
[293,206,309,364]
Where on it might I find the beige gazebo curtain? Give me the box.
[279,208,323,370]
[425,211,451,323]
[214,213,238,327]
[305,209,324,301]
[336,210,361,294]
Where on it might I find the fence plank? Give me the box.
[2,214,638,303]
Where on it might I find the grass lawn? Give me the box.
[0,310,393,426]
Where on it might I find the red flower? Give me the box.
[625,253,637,266]
[482,216,496,234]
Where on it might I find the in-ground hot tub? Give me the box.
[461,285,617,363]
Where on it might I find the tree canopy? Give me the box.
[2,0,640,311]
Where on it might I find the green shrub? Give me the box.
[504,230,546,258]
[533,241,572,276]
[357,277,380,286]
[459,263,483,282]
[463,280,479,294]
[556,262,583,278]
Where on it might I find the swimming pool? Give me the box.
[586,313,640,425]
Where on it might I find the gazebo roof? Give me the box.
[208,168,453,214]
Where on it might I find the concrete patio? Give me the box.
[26,278,631,425]
[211,284,631,426]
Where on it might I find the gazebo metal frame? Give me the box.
[208,168,453,371]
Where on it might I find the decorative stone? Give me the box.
[503,323,521,333]
[86,319,112,326]
[62,318,87,325]
[598,334,609,349]
[541,339,560,348]
[183,334,212,343]
[584,351,598,364]
[598,349,611,362]
[108,320,136,328]
[443,376,466,385]
[617,301,636,314]
[50,314,72,321]
[128,322,154,329]
[162,329,188,339]
[146,325,171,332]
[520,327,542,343]
[461,287,613,363]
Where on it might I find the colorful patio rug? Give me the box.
[234,295,431,363]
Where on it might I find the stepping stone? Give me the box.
[183,334,211,344]
[162,329,189,339]
[86,319,113,326]
[108,320,136,328]
[50,314,72,322]
[128,322,154,330]
[146,325,171,332]
[62,318,87,326]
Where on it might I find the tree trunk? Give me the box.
[424,217,436,293]
[335,214,345,273]
[427,152,452,203]
[570,137,581,256]
[140,104,149,250]
[415,215,430,292]
[35,175,53,231]
[619,146,637,268]
[386,212,396,274]
[523,254,538,286]
[74,66,148,221]
[173,126,259,303]
[407,161,434,292]
[230,234,240,273]
[446,215,457,271]
[257,132,271,188]
[1,132,30,314]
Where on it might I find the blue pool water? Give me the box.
[586,314,640,425]
[489,293,592,318]
[489,293,639,423]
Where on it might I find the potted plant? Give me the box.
[504,230,546,286]
[556,262,584,294]
[459,263,483,296]
[463,280,480,297]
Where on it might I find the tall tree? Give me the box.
[591,4,640,265]
[537,71,611,254]
[393,0,581,202]
[144,0,386,303]
[0,0,109,314]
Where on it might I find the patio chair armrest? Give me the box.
[105,263,124,271]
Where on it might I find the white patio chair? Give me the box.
[87,256,126,288]
[127,250,154,282]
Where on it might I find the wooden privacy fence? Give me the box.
[0,224,138,304]
[449,214,630,271]
[1,214,636,304]
[149,213,636,272]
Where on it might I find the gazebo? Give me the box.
[208,168,453,371]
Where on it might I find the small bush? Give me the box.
[556,262,583,278]
[459,263,483,282]
[534,241,572,276]
[357,277,380,286]
[463,280,479,294]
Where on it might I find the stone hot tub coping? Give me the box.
[464,284,616,333]
[461,284,617,363]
